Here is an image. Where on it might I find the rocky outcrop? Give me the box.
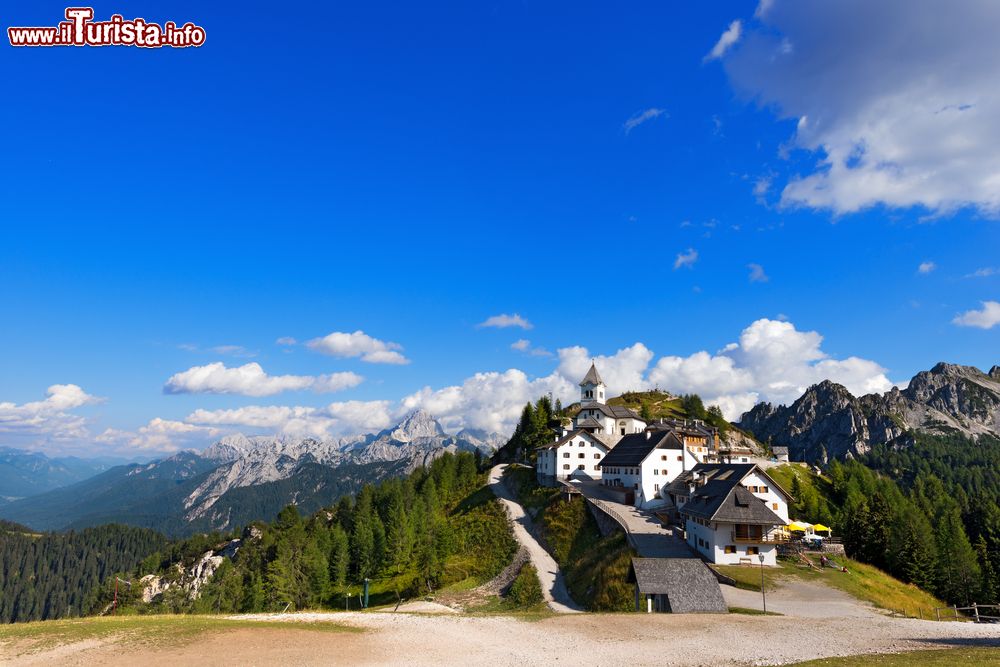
[739,363,1000,462]
[139,533,253,603]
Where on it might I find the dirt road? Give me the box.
[4,610,999,666]
[488,464,582,613]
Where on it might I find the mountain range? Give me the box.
[0,410,499,536]
[0,447,123,501]
[739,362,1000,462]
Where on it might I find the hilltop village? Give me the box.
[535,363,798,569]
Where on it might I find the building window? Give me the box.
[661,455,667,461]
[654,483,660,492]
[579,453,585,458]
[563,452,570,458]
[653,469,658,475]
[760,486,769,493]
[578,464,585,470]
[594,465,600,471]
[724,545,736,554]
[563,464,570,470]
[594,453,601,459]
[677,456,683,461]
[772,503,779,510]
[746,547,759,556]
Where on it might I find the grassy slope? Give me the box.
[789,648,1000,666]
[503,466,634,611]
[715,553,950,617]
[0,615,357,657]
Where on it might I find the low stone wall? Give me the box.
[479,546,531,595]
[585,498,629,540]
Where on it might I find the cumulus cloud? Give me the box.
[952,300,1000,329]
[164,362,363,396]
[705,19,742,61]
[674,248,699,270]
[624,108,667,134]
[0,384,102,446]
[97,418,223,453]
[918,261,937,275]
[306,330,409,364]
[723,1,1000,216]
[649,318,894,419]
[747,263,770,282]
[477,313,533,330]
[187,399,395,441]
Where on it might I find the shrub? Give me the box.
[507,563,543,607]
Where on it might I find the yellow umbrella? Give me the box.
[812,524,831,533]
[787,521,811,532]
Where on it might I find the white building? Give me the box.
[669,463,793,566]
[597,430,701,508]
[535,429,616,482]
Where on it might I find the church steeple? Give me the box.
[579,362,606,405]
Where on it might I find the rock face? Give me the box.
[182,411,494,524]
[739,362,1000,462]
[140,535,250,603]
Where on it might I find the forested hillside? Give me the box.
[769,432,1000,607]
[97,452,518,615]
[0,524,166,623]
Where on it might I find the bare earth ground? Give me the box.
[3,589,999,667]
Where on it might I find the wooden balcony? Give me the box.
[731,530,790,544]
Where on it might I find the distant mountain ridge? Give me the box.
[739,362,1000,462]
[0,410,501,536]
[0,447,122,501]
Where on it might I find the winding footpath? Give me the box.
[488,464,583,613]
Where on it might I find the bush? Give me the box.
[507,564,543,607]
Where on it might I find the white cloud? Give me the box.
[952,300,1000,329]
[723,1,1000,216]
[97,418,223,453]
[511,339,552,357]
[748,263,770,282]
[187,400,395,441]
[401,369,575,435]
[674,248,699,270]
[275,336,297,346]
[306,330,410,364]
[163,362,363,397]
[477,313,533,330]
[624,108,667,134]
[918,261,937,275]
[0,384,101,445]
[967,267,997,278]
[649,318,894,418]
[705,19,742,62]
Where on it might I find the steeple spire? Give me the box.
[579,361,604,387]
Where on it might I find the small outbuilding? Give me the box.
[625,558,727,613]
[772,446,789,462]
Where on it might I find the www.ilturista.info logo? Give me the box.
[8,8,205,48]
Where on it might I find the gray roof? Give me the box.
[626,558,727,613]
[670,464,786,526]
[535,429,612,451]
[575,417,604,430]
[579,362,604,386]
[598,431,681,468]
[578,402,641,420]
[772,446,789,455]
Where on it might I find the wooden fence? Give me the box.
[933,603,1000,622]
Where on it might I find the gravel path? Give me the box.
[722,579,880,618]
[14,611,993,667]
[488,465,583,613]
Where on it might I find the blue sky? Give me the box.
[2,1,998,456]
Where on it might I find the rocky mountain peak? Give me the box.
[380,409,445,443]
[738,360,1000,464]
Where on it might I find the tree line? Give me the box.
[105,451,516,615]
[0,523,166,623]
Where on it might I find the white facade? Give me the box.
[536,431,609,482]
[686,519,779,566]
[601,434,702,509]
[573,405,646,437]
[741,469,790,523]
